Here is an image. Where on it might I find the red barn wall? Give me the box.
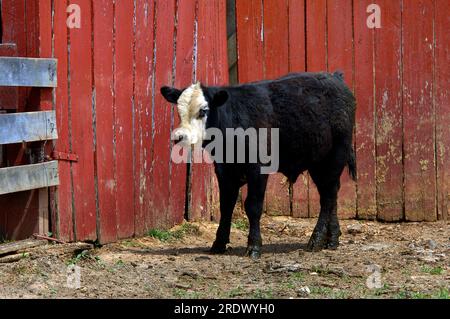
[235,0,449,221]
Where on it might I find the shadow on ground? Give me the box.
[120,242,308,257]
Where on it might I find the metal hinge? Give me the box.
[51,151,79,162]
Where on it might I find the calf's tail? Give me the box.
[348,147,357,181]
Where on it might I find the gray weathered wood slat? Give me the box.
[0,161,59,195]
[0,239,48,256]
[0,57,57,87]
[0,110,58,145]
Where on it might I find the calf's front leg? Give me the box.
[210,179,240,254]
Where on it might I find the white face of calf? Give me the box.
[161,83,228,147]
[172,82,209,147]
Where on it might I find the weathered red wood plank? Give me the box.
[327,0,356,219]
[1,0,26,54]
[134,0,156,235]
[25,0,39,112]
[53,0,74,241]
[353,0,376,220]
[151,0,176,227]
[210,0,229,221]
[435,0,449,220]
[93,0,117,243]
[37,0,54,237]
[191,0,215,221]
[403,0,436,221]
[37,0,52,103]
[288,0,306,72]
[170,0,196,224]
[292,175,308,218]
[68,0,96,240]
[305,0,327,218]
[1,190,39,240]
[26,0,39,57]
[263,0,289,78]
[263,0,291,217]
[0,44,18,110]
[191,0,228,222]
[2,0,27,110]
[235,0,264,83]
[374,0,403,221]
[114,0,135,238]
[235,0,264,218]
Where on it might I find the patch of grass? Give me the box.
[432,287,449,299]
[310,286,333,296]
[396,289,431,299]
[227,286,245,298]
[283,272,306,290]
[252,288,274,299]
[311,265,328,274]
[122,240,137,247]
[49,287,58,296]
[147,229,173,242]
[20,252,30,259]
[331,290,350,299]
[115,259,125,267]
[147,222,201,242]
[420,266,444,275]
[67,250,90,265]
[231,219,249,231]
[121,240,148,249]
[397,288,449,300]
[410,291,430,299]
[173,288,202,299]
[291,272,305,281]
[284,281,296,290]
[172,222,201,239]
[373,283,392,296]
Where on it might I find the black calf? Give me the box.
[161,71,357,258]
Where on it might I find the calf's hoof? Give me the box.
[306,236,327,252]
[306,225,329,252]
[245,245,261,259]
[209,241,228,254]
[306,227,340,252]
[326,241,339,250]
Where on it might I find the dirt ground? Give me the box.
[0,215,448,299]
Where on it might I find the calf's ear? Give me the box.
[161,86,182,104]
[211,90,229,108]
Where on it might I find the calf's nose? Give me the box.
[174,133,188,144]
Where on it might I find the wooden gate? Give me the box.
[49,0,228,243]
[0,0,228,243]
[234,0,449,221]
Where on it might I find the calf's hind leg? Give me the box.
[307,166,344,252]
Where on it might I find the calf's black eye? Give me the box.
[198,108,208,119]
